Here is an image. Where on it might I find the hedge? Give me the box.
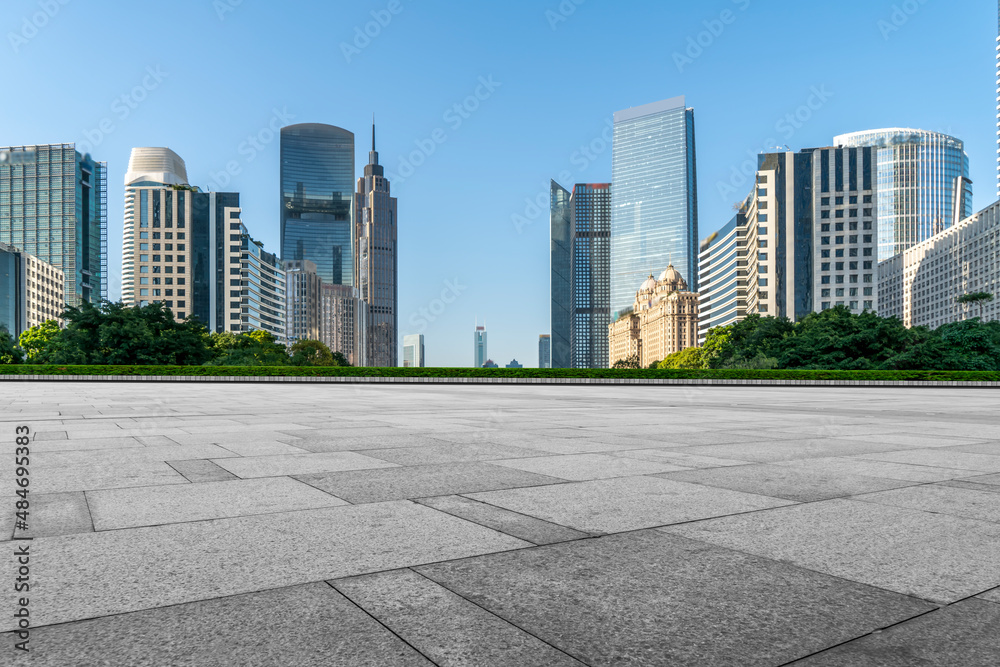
[0,365,999,382]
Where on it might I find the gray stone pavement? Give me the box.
[0,382,998,666]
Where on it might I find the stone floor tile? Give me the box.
[493,453,689,481]
[416,531,933,667]
[612,448,754,468]
[333,569,586,666]
[467,475,795,534]
[665,499,1000,604]
[855,449,1000,473]
[851,484,1000,524]
[212,451,398,478]
[364,442,550,466]
[16,463,189,494]
[16,491,93,539]
[415,495,591,545]
[296,463,562,504]
[773,456,983,482]
[31,444,238,469]
[676,438,914,463]
[166,458,239,483]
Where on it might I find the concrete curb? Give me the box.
[0,375,998,388]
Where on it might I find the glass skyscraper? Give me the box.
[0,143,106,307]
[280,124,355,286]
[549,181,572,368]
[611,97,698,318]
[834,129,972,262]
[474,324,487,368]
[571,184,611,369]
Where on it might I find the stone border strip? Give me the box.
[1,375,998,388]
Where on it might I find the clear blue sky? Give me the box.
[2,0,996,366]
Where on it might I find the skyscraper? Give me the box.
[321,284,364,366]
[549,181,572,368]
[611,97,698,317]
[571,183,611,369]
[123,148,188,306]
[403,334,425,367]
[538,334,551,369]
[474,324,487,368]
[834,129,972,261]
[354,123,398,367]
[280,124,355,287]
[0,143,106,307]
[697,215,742,344]
[996,0,999,197]
[285,259,322,344]
[0,242,64,337]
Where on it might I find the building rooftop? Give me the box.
[2,383,998,665]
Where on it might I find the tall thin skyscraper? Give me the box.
[549,181,572,368]
[835,129,972,261]
[280,124,355,287]
[996,0,999,197]
[571,183,611,369]
[123,148,188,306]
[611,96,698,318]
[474,324,487,368]
[354,123,398,367]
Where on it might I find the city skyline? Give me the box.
[2,0,998,366]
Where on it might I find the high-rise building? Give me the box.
[538,334,551,369]
[996,0,999,197]
[280,124,355,287]
[608,266,699,368]
[834,129,972,261]
[354,124,398,367]
[403,334,425,367]
[320,284,365,366]
[0,144,106,307]
[0,242,65,337]
[285,260,322,344]
[570,183,612,369]
[124,183,286,340]
[611,97,698,316]
[474,324,487,368]
[697,215,743,344]
[123,148,188,306]
[879,200,1000,328]
[550,181,572,368]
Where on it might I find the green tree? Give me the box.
[702,315,793,369]
[331,351,351,367]
[957,292,994,320]
[774,307,916,370]
[18,319,60,363]
[658,347,704,369]
[0,326,23,364]
[612,353,640,369]
[205,329,291,366]
[290,339,334,366]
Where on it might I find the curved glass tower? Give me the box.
[280,124,355,286]
[834,129,972,261]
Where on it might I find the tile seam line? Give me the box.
[412,496,592,546]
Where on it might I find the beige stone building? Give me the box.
[608,266,699,368]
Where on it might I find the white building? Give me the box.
[403,334,425,367]
[879,200,1000,328]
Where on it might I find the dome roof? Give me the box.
[658,264,683,284]
[640,275,657,292]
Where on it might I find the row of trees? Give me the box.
[0,302,351,367]
[653,306,1000,371]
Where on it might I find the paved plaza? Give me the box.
[1,381,999,665]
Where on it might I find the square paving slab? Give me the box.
[416,531,934,667]
[850,484,1000,524]
[493,452,690,481]
[211,451,398,478]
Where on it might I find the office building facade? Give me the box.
[879,200,1000,328]
[354,125,398,367]
[571,183,611,369]
[697,215,742,344]
[0,242,65,337]
[0,143,106,307]
[123,148,188,306]
[320,284,365,366]
[834,129,972,261]
[611,96,698,316]
[285,260,322,344]
[238,226,287,343]
[550,181,572,368]
[402,333,425,367]
[538,334,551,369]
[280,124,355,287]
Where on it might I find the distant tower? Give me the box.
[474,323,487,368]
[996,0,999,196]
[354,120,398,367]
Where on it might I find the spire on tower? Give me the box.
[372,114,376,152]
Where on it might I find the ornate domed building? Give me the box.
[607,265,699,367]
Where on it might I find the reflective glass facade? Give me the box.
[697,215,741,344]
[280,124,355,286]
[611,97,698,318]
[834,129,972,262]
[549,181,572,368]
[571,184,611,369]
[0,144,106,307]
